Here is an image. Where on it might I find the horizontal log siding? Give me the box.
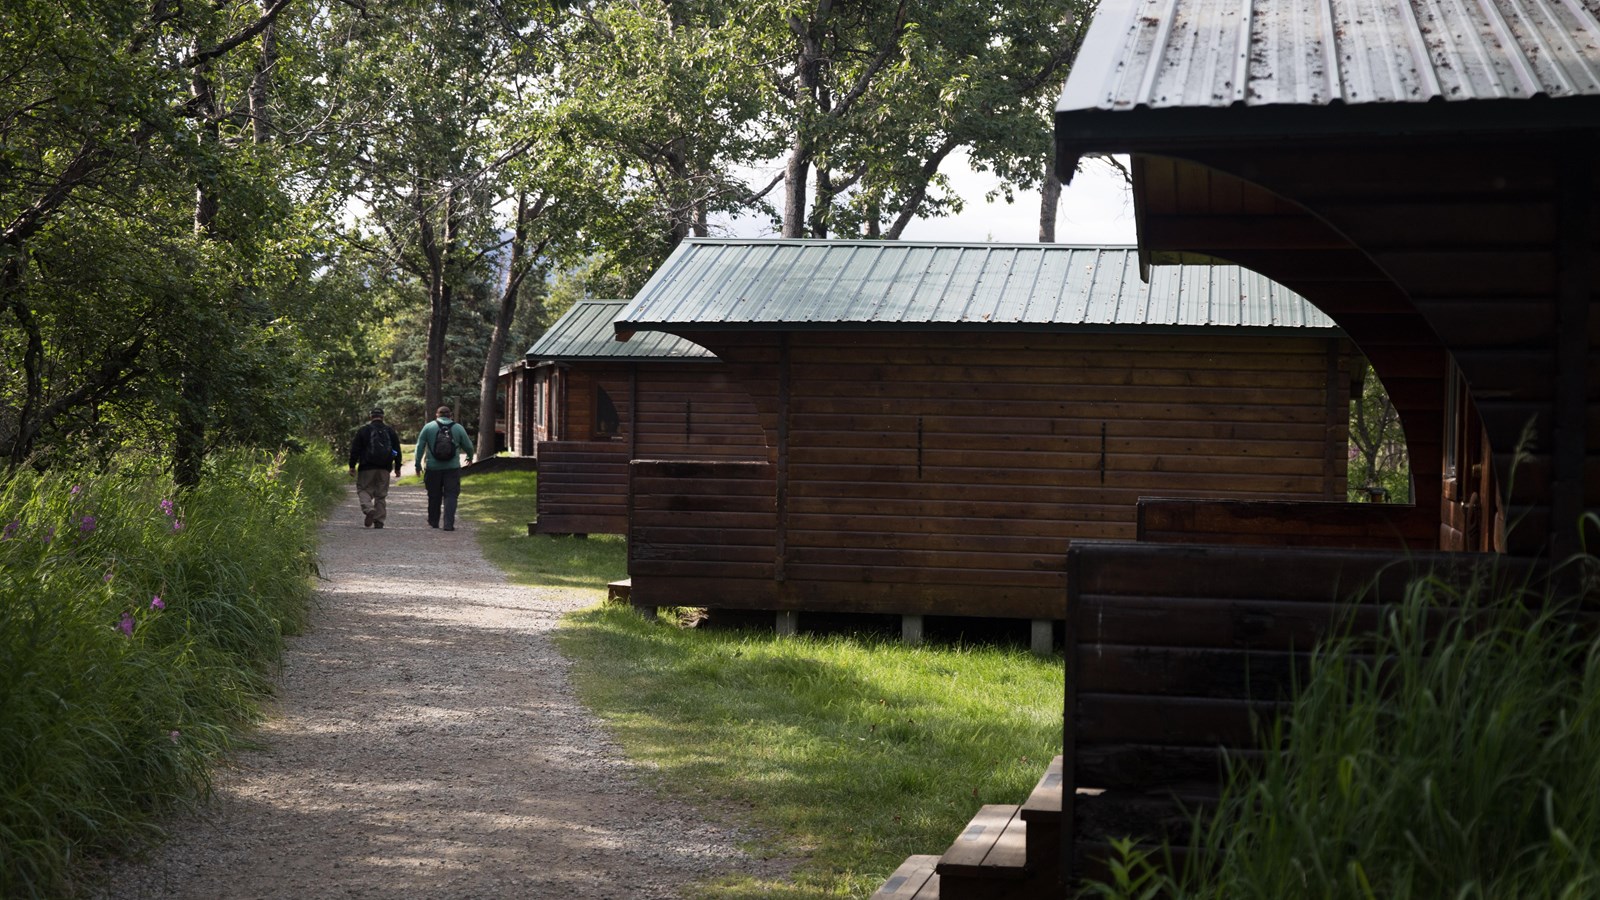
[1063,541,1555,881]
[534,441,628,534]
[630,363,769,459]
[778,332,1346,618]
[628,460,778,608]
[1137,498,1436,549]
[1158,140,1600,554]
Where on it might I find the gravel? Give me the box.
[85,480,785,899]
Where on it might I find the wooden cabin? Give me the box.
[496,358,538,456]
[614,240,1398,635]
[521,298,766,535]
[863,5,1600,898]
[868,7,1600,892]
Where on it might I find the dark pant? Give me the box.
[424,467,462,529]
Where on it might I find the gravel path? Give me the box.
[89,480,780,899]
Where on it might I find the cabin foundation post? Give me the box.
[630,603,657,621]
[775,610,798,637]
[1031,619,1054,656]
[902,614,924,646]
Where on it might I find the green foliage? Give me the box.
[0,0,389,474]
[0,449,343,897]
[1348,361,1411,503]
[1084,567,1600,900]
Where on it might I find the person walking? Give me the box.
[348,408,403,528]
[415,405,474,531]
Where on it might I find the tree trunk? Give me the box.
[176,61,221,489]
[248,7,276,145]
[782,136,810,238]
[475,194,537,463]
[422,190,456,415]
[1039,152,1061,243]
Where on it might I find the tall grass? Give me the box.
[1089,565,1600,900]
[0,449,344,898]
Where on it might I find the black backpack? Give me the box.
[363,424,394,467]
[431,420,457,460]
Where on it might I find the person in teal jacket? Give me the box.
[414,405,474,531]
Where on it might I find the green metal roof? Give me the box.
[525,299,716,363]
[616,240,1338,333]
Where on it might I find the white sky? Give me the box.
[713,152,1137,245]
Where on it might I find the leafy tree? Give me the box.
[0,0,367,481]
[762,0,1093,239]
[1349,360,1411,503]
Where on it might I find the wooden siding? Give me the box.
[1138,136,1600,556]
[630,330,1352,619]
[1137,498,1436,549]
[628,460,778,608]
[1063,541,1558,882]
[529,361,767,535]
[534,440,628,535]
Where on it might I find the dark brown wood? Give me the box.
[631,329,1357,621]
[1061,540,1563,885]
[1137,498,1436,550]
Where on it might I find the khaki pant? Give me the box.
[356,468,392,525]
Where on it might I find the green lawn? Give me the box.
[457,468,1064,899]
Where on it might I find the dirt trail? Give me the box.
[89,480,777,899]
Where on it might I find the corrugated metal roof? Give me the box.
[525,299,715,362]
[615,240,1337,332]
[1059,0,1600,114]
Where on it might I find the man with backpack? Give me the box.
[414,405,474,531]
[348,408,403,529]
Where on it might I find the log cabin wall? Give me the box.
[534,361,767,535]
[1062,540,1559,881]
[1133,137,1597,556]
[634,329,1353,620]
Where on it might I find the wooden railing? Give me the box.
[628,460,778,611]
[1137,497,1437,550]
[534,440,629,535]
[1062,541,1553,883]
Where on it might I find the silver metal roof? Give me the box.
[615,240,1337,332]
[525,299,715,362]
[1059,0,1600,114]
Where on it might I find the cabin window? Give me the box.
[594,385,620,439]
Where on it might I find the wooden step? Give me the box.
[937,804,1028,900]
[1019,756,1063,875]
[872,854,941,900]
[607,578,632,603]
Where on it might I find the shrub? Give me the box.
[0,449,343,898]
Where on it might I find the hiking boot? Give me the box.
[363,510,374,528]
[373,521,384,529]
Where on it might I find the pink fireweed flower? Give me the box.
[118,612,134,636]
[151,595,165,610]
[160,499,175,517]
[79,515,97,534]
[171,519,185,533]
[70,484,82,496]
[41,525,54,545]
[1,520,17,541]
[169,730,181,743]
[104,571,114,583]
